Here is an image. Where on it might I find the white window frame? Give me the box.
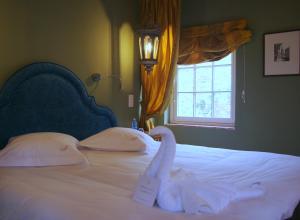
[170,53,236,128]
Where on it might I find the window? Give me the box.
[170,53,235,127]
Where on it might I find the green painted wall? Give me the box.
[2,0,300,155]
[0,0,139,127]
[170,0,300,155]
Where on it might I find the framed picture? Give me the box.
[264,30,300,76]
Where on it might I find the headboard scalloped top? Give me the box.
[0,62,117,149]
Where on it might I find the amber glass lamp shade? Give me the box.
[137,27,160,74]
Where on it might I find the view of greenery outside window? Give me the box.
[170,53,235,127]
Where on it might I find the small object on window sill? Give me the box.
[131,118,138,130]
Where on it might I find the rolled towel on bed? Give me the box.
[143,126,264,214]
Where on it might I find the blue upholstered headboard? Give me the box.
[0,62,117,149]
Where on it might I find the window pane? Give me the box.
[177,93,193,117]
[214,92,231,118]
[196,67,212,92]
[213,54,232,65]
[177,68,194,92]
[172,52,235,125]
[196,61,212,67]
[214,66,231,91]
[195,93,212,118]
[178,64,194,68]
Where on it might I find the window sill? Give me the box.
[166,123,235,130]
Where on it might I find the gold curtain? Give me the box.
[178,19,251,64]
[139,0,180,129]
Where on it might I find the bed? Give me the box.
[0,62,299,220]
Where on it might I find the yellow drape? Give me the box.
[178,19,251,64]
[139,0,180,129]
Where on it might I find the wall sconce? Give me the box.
[91,73,101,82]
[137,26,161,74]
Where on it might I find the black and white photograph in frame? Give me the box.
[264,30,300,76]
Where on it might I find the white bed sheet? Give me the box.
[0,143,300,220]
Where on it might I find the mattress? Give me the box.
[0,143,300,220]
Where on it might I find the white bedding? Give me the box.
[0,143,300,220]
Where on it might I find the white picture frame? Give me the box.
[264,30,300,76]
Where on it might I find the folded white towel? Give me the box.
[143,126,264,214]
[180,176,264,214]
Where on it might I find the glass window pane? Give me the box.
[196,67,212,92]
[178,64,194,68]
[214,92,231,118]
[213,54,232,65]
[214,66,231,91]
[177,68,194,92]
[173,52,235,125]
[177,93,193,117]
[196,61,212,67]
[195,93,212,118]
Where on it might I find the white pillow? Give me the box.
[79,127,156,152]
[0,132,88,167]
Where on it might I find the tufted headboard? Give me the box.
[0,62,117,149]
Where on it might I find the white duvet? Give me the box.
[0,143,300,220]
